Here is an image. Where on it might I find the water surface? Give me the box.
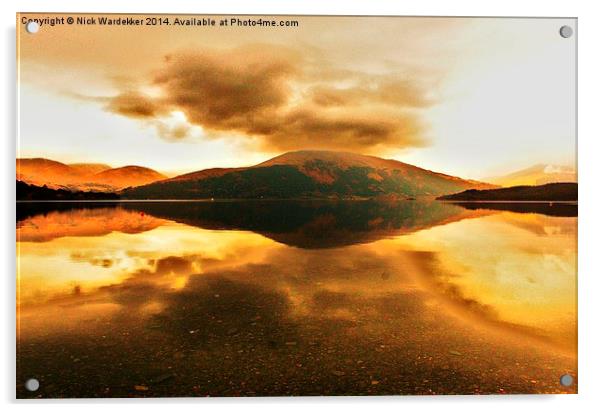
[16,200,577,397]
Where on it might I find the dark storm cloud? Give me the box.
[105,45,435,152]
[260,109,425,152]
[106,91,166,119]
[155,47,298,130]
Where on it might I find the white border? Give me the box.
[3,1,601,411]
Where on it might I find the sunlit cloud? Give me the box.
[102,45,434,153]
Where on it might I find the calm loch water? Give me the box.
[16,200,577,397]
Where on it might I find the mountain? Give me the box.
[122,150,495,199]
[437,182,577,202]
[68,163,112,175]
[16,158,166,191]
[489,164,577,187]
[92,166,167,189]
[17,158,81,186]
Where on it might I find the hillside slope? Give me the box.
[437,183,577,202]
[16,158,166,191]
[123,150,495,199]
[93,166,167,189]
[68,163,112,175]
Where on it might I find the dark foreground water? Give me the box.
[16,200,577,397]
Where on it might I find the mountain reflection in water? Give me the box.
[16,200,577,397]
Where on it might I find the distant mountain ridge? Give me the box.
[68,163,112,175]
[16,158,166,191]
[489,164,576,187]
[123,150,496,199]
[437,183,577,202]
[92,166,166,188]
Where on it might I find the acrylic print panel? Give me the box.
[16,14,577,398]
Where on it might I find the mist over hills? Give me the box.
[488,164,577,187]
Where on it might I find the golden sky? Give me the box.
[18,14,576,178]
